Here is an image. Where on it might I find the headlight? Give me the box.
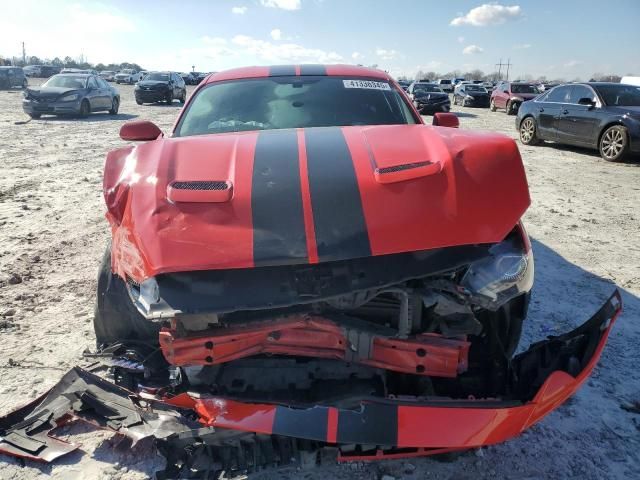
[465,95,474,100]
[460,226,534,310]
[127,277,160,311]
[512,96,523,102]
[60,94,79,102]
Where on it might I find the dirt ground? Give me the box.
[1,82,639,480]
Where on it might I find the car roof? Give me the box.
[205,64,392,84]
[58,73,91,77]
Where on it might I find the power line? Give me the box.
[495,58,513,81]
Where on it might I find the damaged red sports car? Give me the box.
[0,65,621,475]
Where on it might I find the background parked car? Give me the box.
[61,68,98,75]
[453,83,490,107]
[407,82,450,114]
[491,81,539,115]
[397,79,411,92]
[100,70,116,82]
[0,66,28,89]
[621,76,640,87]
[516,82,640,162]
[435,78,453,93]
[115,69,143,84]
[22,73,120,118]
[22,65,41,77]
[134,71,186,105]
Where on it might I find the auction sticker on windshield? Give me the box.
[343,80,391,90]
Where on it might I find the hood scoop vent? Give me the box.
[168,181,233,203]
[374,160,441,184]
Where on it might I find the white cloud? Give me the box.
[68,4,136,33]
[376,48,398,60]
[259,0,301,10]
[564,60,583,68]
[231,6,248,14]
[231,34,342,63]
[457,36,465,43]
[513,43,532,49]
[351,52,362,60]
[270,28,282,40]
[451,4,522,26]
[463,45,484,55]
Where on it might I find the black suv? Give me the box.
[0,67,28,89]
[134,71,186,105]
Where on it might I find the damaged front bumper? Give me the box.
[0,291,621,474]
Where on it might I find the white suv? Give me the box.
[114,69,143,84]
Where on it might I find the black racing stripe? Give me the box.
[299,64,327,76]
[305,128,372,261]
[272,406,328,441]
[269,65,297,76]
[252,130,307,266]
[336,403,398,445]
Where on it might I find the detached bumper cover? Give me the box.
[0,291,622,468]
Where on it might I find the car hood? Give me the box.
[104,125,530,281]
[415,93,448,101]
[24,87,81,100]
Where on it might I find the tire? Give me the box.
[599,125,629,162]
[506,101,515,115]
[179,90,186,104]
[22,79,28,89]
[109,97,119,115]
[79,99,90,118]
[28,113,41,119]
[116,81,121,84]
[519,116,541,145]
[166,92,173,104]
[490,99,497,112]
[93,244,161,347]
[136,100,143,105]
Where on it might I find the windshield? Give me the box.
[175,76,417,137]
[596,85,640,106]
[42,75,87,89]
[511,84,537,94]
[120,69,133,74]
[144,73,170,81]
[465,85,487,92]
[439,80,451,84]
[414,84,442,94]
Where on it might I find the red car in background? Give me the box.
[491,81,540,114]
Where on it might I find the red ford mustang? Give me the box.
[91,65,619,463]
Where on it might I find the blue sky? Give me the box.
[1,0,639,80]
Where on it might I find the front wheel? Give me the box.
[519,117,541,145]
[93,245,160,347]
[166,92,173,104]
[79,99,90,117]
[28,113,41,119]
[490,99,497,112]
[179,90,186,104]
[109,97,119,115]
[599,125,629,162]
[506,101,515,115]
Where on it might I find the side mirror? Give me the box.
[120,120,163,141]
[578,97,596,108]
[433,112,459,128]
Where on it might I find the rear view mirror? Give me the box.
[432,112,459,128]
[120,120,163,141]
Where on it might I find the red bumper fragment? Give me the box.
[183,291,622,449]
[160,315,470,378]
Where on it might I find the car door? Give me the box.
[97,77,113,108]
[86,76,106,109]
[534,86,569,141]
[555,85,601,147]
